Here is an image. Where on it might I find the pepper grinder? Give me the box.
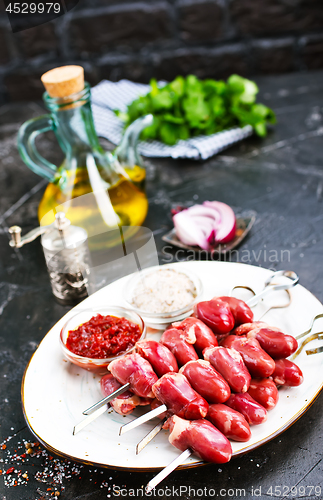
[9,212,93,306]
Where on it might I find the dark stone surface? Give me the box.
[69,3,173,55]
[152,45,250,81]
[1,71,323,499]
[252,38,296,75]
[300,35,323,70]
[3,63,99,101]
[4,68,50,102]
[230,0,323,37]
[16,22,59,59]
[178,0,224,42]
[0,28,9,64]
[0,0,323,103]
[99,54,150,83]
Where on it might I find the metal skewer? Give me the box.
[119,404,167,436]
[144,279,297,488]
[232,270,298,308]
[72,383,131,435]
[136,418,167,455]
[83,383,131,415]
[122,274,298,440]
[73,404,108,435]
[291,313,323,360]
[146,449,192,492]
[256,289,291,320]
[134,289,292,452]
[75,269,299,437]
[306,339,323,355]
[295,313,323,340]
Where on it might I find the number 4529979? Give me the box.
[6,3,61,14]
[267,486,321,497]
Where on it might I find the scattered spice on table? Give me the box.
[0,432,118,497]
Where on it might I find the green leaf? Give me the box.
[185,74,203,93]
[203,79,227,97]
[163,113,185,124]
[113,110,129,123]
[169,76,185,97]
[140,116,160,140]
[227,75,259,104]
[254,122,267,137]
[117,73,275,145]
[252,103,271,118]
[178,124,190,141]
[150,78,159,97]
[159,122,179,145]
[151,89,173,111]
[208,95,226,118]
[182,93,210,127]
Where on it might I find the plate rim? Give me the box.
[21,261,323,471]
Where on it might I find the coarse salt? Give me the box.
[131,269,197,313]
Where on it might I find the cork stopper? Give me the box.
[41,66,84,98]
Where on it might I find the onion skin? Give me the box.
[173,209,209,249]
[203,201,236,243]
[172,201,236,250]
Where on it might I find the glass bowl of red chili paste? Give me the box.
[60,306,146,372]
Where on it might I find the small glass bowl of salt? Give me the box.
[123,265,203,330]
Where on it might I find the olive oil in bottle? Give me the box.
[18,65,149,251]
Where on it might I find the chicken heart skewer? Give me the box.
[73,352,159,434]
[119,275,297,436]
[83,269,298,416]
[76,270,298,437]
[136,418,167,455]
[135,357,232,455]
[145,415,232,492]
[119,372,209,435]
[82,340,177,416]
[146,449,192,492]
[136,289,294,452]
[81,383,131,417]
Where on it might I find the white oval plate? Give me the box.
[22,261,323,470]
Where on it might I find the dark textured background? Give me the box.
[0,0,323,103]
[1,70,323,499]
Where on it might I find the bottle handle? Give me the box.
[18,115,58,182]
[115,114,153,168]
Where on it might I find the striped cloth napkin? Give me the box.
[91,79,253,160]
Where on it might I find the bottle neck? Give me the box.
[43,83,101,159]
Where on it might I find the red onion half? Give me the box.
[173,201,236,250]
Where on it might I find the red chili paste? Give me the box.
[66,314,142,358]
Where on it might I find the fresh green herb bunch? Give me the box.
[114,74,276,146]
